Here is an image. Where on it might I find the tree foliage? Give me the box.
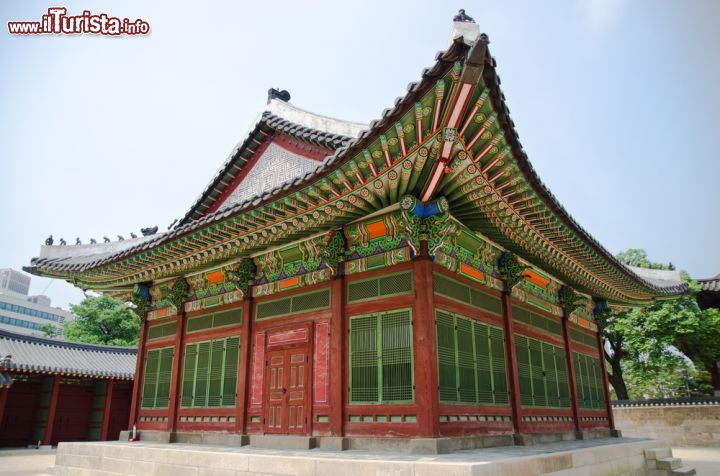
[65,295,139,346]
[600,249,720,399]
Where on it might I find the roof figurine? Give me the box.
[141,226,158,236]
[267,88,291,104]
[45,235,53,246]
[453,9,475,23]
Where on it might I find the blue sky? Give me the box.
[1,1,718,310]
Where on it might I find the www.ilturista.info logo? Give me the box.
[8,7,150,36]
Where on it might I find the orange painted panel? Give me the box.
[206,270,225,284]
[524,269,549,288]
[366,220,388,240]
[578,318,590,328]
[279,276,300,290]
[156,308,167,318]
[460,263,485,281]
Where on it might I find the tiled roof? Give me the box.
[25,33,687,303]
[178,100,367,226]
[699,274,720,292]
[0,329,136,380]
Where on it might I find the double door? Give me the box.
[265,347,308,434]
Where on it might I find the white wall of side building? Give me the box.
[0,290,74,337]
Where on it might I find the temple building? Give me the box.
[0,329,135,446]
[25,13,685,449]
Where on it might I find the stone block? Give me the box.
[316,459,413,476]
[187,451,249,471]
[249,434,317,450]
[656,457,681,470]
[316,436,348,451]
[671,467,697,476]
[139,430,172,443]
[645,447,672,460]
[248,454,317,476]
[154,463,200,476]
[481,434,514,448]
[101,457,134,474]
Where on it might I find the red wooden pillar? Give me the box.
[412,242,440,437]
[168,308,187,432]
[596,331,615,430]
[0,386,9,428]
[561,318,581,432]
[328,271,346,436]
[501,293,523,434]
[42,375,61,445]
[128,316,149,430]
[236,297,253,434]
[100,379,115,441]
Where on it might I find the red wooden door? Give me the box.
[265,348,308,434]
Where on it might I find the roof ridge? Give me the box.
[0,328,137,354]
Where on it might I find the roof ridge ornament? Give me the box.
[453,9,475,23]
[267,88,291,104]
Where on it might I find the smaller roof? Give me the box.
[698,274,720,293]
[0,329,136,380]
[625,266,685,290]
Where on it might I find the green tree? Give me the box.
[65,295,139,346]
[615,248,650,267]
[39,323,57,338]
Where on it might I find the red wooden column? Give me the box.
[328,271,346,436]
[561,318,581,432]
[128,316,149,429]
[42,375,61,445]
[596,330,615,430]
[0,386,9,428]
[236,296,253,434]
[168,308,187,433]
[100,379,115,441]
[412,242,440,437]
[501,293,523,435]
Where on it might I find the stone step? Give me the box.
[671,467,697,476]
[645,447,673,460]
[656,457,682,470]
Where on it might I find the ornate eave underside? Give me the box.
[26,37,686,306]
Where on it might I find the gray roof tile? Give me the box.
[0,329,136,380]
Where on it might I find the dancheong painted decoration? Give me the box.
[25,12,685,446]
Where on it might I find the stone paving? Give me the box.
[2,442,719,475]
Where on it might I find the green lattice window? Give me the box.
[147,322,177,341]
[433,274,502,315]
[512,305,562,335]
[347,271,414,303]
[349,309,414,404]
[574,352,605,409]
[515,335,570,408]
[181,336,240,408]
[255,289,331,320]
[187,308,242,333]
[436,310,509,405]
[570,328,598,348]
[141,347,174,409]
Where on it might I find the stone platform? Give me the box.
[53,437,673,476]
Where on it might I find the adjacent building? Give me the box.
[0,268,73,337]
[25,14,685,447]
[0,329,136,446]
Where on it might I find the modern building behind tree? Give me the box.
[0,268,74,337]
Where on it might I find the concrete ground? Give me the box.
[0,448,55,476]
[673,447,720,476]
[1,445,718,475]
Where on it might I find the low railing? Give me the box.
[612,397,720,407]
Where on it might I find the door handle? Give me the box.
[282,388,287,394]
